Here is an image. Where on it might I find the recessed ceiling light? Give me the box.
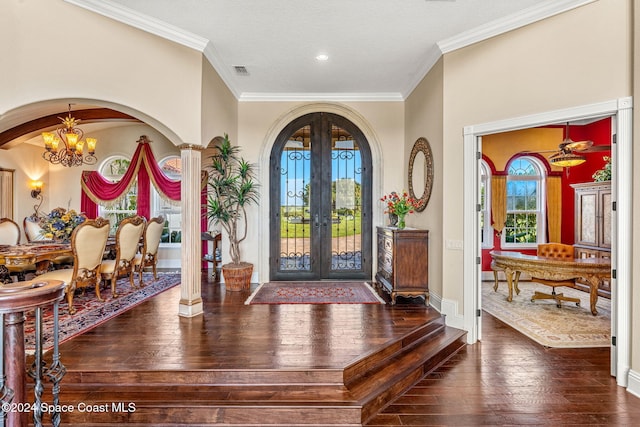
[315,54,329,61]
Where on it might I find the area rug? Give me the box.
[482,281,610,348]
[245,281,385,305]
[24,272,180,352]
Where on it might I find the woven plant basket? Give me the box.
[222,262,253,292]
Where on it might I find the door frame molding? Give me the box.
[463,97,632,387]
[258,102,384,283]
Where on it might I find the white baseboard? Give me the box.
[440,297,466,331]
[627,369,640,398]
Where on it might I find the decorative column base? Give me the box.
[178,299,203,317]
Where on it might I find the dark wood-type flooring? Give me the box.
[26,274,640,426]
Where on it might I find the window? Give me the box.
[153,156,182,244]
[502,157,546,248]
[480,161,492,249]
[98,156,137,234]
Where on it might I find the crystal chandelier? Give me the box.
[41,104,97,167]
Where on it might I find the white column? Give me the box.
[178,144,203,317]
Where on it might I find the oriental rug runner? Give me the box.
[245,281,385,305]
[24,272,180,352]
[482,281,610,348]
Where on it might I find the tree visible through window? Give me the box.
[153,156,182,244]
[503,157,545,247]
[98,156,137,234]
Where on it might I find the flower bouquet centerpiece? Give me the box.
[40,207,86,242]
[380,191,422,229]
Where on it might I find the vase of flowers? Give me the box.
[40,207,86,242]
[592,156,611,182]
[380,191,422,229]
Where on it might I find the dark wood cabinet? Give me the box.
[375,226,429,305]
[571,181,611,298]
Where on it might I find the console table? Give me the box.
[375,226,429,305]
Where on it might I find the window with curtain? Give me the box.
[480,161,492,249]
[153,156,182,244]
[502,157,546,248]
[98,156,137,234]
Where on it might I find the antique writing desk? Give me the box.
[489,250,611,316]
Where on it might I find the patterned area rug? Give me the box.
[245,281,385,305]
[24,272,180,352]
[482,281,610,348]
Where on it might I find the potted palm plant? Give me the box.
[205,134,259,291]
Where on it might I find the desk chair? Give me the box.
[530,243,581,308]
[133,216,164,286]
[100,216,146,297]
[0,218,36,282]
[36,218,111,314]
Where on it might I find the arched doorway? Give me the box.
[269,112,372,281]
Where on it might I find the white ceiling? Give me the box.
[70,0,592,101]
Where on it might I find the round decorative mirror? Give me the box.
[408,137,433,212]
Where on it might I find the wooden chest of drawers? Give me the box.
[375,226,429,305]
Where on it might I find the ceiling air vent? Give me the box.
[233,66,249,76]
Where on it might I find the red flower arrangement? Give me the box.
[380,191,422,229]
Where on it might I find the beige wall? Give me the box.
[405,58,444,299]
[1,0,204,146]
[435,0,631,307]
[201,59,238,145]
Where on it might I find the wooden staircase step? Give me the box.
[31,314,466,426]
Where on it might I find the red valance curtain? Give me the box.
[80,136,182,219]
[80,136,210,266]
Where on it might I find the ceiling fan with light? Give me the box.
[523,122,611,167]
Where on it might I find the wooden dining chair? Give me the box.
[100,216,146,297]
[530,243,581,308]
[133,216,164,286]
[36,218,111,314]
[0,218,36,282]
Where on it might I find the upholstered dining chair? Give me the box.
[23,215,47,242]
[0,218,36,281]
[530,242,581,308]
[24,215,74,269]
[133,216,164,286]
[100,215,146,298]
[36,217,111,314]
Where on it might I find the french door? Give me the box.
[269,112,372,281]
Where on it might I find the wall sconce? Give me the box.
[30,180,43,198]
[30,181,44,216]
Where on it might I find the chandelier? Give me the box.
[41,104,98,167]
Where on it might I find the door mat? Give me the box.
[245,281,385,305]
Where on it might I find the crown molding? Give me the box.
[238,93,404,102]
[438,0,596,53]
[65,0,209,51]
[401,44,443,100]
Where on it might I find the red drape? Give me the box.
[80,136,211,267]
[81,138,181,217]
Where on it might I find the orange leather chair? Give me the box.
[530,243,580,308]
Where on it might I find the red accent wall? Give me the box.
[481,118,611,272]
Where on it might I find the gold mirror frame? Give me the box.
[408,137,433,212]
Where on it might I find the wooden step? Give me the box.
[30,314,466,426]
